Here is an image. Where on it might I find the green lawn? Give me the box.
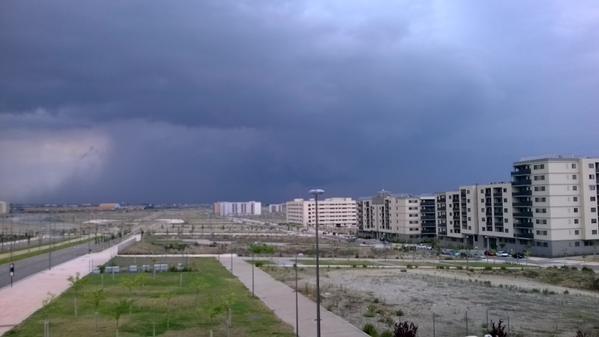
[6,258,294,337]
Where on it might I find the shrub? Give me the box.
[363,323,379,336]
[500,266,507,270]
[436,265,445,270]
[582,266,594,273]
[396,309,404,317]
[484,266,493,271]
[393,321,418,337]
[456,266,463,270]
[364,304,377,317]
[487,320,508,337]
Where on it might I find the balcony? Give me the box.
[513,211,533,217]
[513,189,532,196]
[511,168,531,176]
[512,179,531,186]
[513,201,532,207]
[515,232,534,239]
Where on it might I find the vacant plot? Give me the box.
[262,266,599,337]
[6,258,294,337]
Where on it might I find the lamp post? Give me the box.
[295,254,299,337]
[309,188,324,337]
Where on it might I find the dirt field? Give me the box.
[263,266,599,337]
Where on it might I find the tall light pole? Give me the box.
[309,188,324,337]
[295,254,299,337]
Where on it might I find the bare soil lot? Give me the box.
[263,266,599,337]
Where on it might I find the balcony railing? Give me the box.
[513,211,533,217]
[511,168,531,175]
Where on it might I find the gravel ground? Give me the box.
[274,267,599,337]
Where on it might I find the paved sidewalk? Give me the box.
[0,235,140,336]
[218,254,369,337]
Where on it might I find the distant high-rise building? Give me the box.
[213,201,262,216]
[357,191,431,241]
[267,203,286,213]
[0,201,9,214]
[286,197,357,228]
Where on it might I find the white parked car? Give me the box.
[497,251,510,257]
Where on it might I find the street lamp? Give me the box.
[309,188,324,337]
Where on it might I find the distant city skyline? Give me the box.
[1,1,598,203]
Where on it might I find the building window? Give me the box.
[574,208,579,213]
[593,230,598,235]
[592,197,597,202]
[504,218,509,223]
[572,163,577,169]
[574,219,579,224]
[504,198,508,202]
[590,175,595,180]
[575,241,580,247]
[591,185,597,191]
[572,174,577,180]
[573,185,578,191]
[592,207,597,213]
[573,196,578,202]
[504,208,508,213]
[592,219,598,224]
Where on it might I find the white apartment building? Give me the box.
[0,201,8,214]
[512,156,599,256]
[267,203,286,213]
[357,191,427,241]
[436,182,513,249]
[286,197,357,228]
[213,201,262,216]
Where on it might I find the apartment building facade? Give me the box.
[213,201,262,216]
[511,157,599,256]
[435,183,514,249]
[285,197,357,228]
[357,191,429,242]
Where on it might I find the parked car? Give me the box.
[512,252,525,259]
[484,250,496,256]
[497,251,510,257]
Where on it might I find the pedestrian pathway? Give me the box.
[218,254,369,337]
[0,235,140,336]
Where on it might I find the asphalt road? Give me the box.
[0,240,115,288]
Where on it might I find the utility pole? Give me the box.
[295,254,299,337]
[309,188,324,337]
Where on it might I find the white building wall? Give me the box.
[213,201,262,216]
[0,201,8,214]
[286,197,357,228]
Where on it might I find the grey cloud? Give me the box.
[1,0,598,202]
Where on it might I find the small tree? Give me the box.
[393,321,418,337]
[161,292,174,329]
[210,296,234,337]
[67,273,82,316]
[88,289,105,331]
[488,320,508,337]
[112,298,133,337]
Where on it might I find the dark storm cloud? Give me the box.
[1,0,598,202]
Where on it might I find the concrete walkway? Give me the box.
[218,254,369,337]
[0,235,140,336]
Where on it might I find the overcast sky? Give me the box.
[1,1,598,204]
